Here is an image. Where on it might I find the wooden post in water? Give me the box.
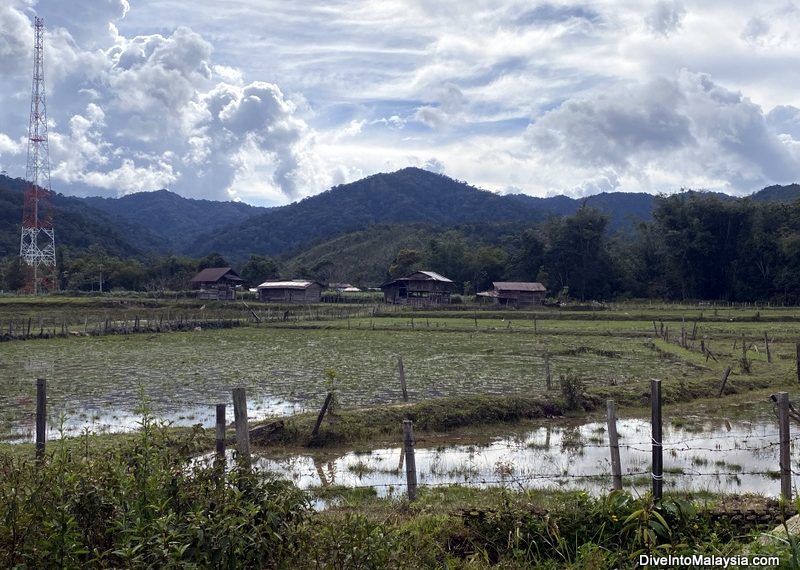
[232,388,251,467]
[215,404,226,460]
[36,379,46,460]
[777,392,792,502]
[398,356,408,402]
[717,366,732,398]
[402,420,418,501]
[311,392,334,438]
[651,379,663,501]
[606,400,622,491]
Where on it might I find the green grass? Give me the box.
[2,299,799,444]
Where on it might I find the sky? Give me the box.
[2,1,800,206]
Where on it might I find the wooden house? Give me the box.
[477,282,546,306]
[189,267,243,300]
[257,279,323,303]
[380,270,455,306]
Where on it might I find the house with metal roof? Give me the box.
[477,282,547,306]
[189,267,243,300]
[380,270,455,306]
[257,279,324,303]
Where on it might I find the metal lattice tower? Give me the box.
[20,16,56,293]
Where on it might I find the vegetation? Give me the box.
[2,416,796,570]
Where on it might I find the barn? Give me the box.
[189,267,243,300]
[380,270,455,306]
[257,279,323,303]
[477,282,547,306]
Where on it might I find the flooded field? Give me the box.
[1,324,710,442]
[257,417,792,498]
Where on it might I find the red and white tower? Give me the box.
[20,16,56,293]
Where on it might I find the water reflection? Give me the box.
[255,418,789,497]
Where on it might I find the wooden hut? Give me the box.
[257,279,323,303]
[380,270,455,306]
[477,282,546,306]
[189,267,243,300]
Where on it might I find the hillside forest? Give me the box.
[2,191,800,303]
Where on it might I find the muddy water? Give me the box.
[5,395,306,443]
[256,418,791,497]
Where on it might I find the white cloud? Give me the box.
[1,1,800,204]
[645,1,686,37]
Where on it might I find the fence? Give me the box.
[21,378,800,504]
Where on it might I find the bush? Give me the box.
[0,411,310,568]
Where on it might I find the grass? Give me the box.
[2,297,799,445]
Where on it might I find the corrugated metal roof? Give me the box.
[492,282,546,292]
[417,270,453,282]
[257,280,317,289]
[190,267,243,283]
[379,270,456,288]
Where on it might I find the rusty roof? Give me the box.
[189,267,243,283]
[492,282,546,292]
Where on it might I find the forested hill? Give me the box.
[187,168,662,258]
[3,170,800,264]
[83,190,268,251]
[0,176,153,258]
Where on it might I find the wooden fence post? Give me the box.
[717,366,732,398]
[402,420,418,501]
[777,392,792,502]
[215,404,226,460]
[606,400,622,491]
[311,392,334,438]
[398,356,408,402]
[544,354,552,391]
[36,378,46,460]
[796,343,800,383]
[232,388,251,467]
[764,331,771,363]
[651,379,663,501]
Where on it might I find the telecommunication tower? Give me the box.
[19,16,56,294]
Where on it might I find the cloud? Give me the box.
[645,1,686,37]
[525,70,800,194]
[0,1,33,75]
[422,157,446,174]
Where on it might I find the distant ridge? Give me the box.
[0,171,799,262]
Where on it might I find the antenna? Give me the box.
[19,16,56,294]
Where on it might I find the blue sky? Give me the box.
[2,0,800,205]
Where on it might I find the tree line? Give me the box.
[388,192,800,303]
[1,191,799,302]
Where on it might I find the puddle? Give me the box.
[253,418,791,499]
[3,395,306,444]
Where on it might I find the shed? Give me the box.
[380,270,455,306]
[257,279,323,303]
[189,267,243,300]
[477,282,546,306]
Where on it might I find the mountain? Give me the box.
[3,170,800,267]
[0,175,150,259]
[508,191,655,232]
[82,190,269,252]
[751,183,800,203]
[188,168,557,259]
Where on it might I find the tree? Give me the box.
[240,255,279,287]
[388,248,422,278]
[197,252,228,271]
